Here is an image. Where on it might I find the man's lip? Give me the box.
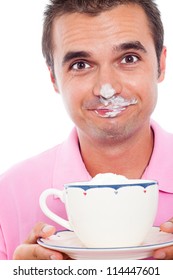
[88,105,124,111]
[87,101,136,112]
[94,107,125,118]
[93,106,126,112]
[95,108,118,114]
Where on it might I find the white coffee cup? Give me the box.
[39,179,158,247]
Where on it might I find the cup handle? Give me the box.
[39,188,73,230]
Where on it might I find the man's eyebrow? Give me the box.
[62,41,146,65]
[113,41,147,53]
[62,51,91,65]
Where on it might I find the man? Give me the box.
[0,0,173,260]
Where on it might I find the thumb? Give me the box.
[25,222,56,244]
[160,219,173,233]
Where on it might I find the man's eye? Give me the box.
[71,61,90,70]
[121,55,139,64]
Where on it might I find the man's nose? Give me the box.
[92,65,122,97]
[100,83,116,99]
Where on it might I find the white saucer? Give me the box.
[37,227,173,260]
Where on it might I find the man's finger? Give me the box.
[153,245,173,260]
[25,222,56,244]
[160,219,173,233]
[13,244,64,260]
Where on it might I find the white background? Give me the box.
[0,0,172,174]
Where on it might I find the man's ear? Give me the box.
[158,46,167,83]
[48,66,59,93]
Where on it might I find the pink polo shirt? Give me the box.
[0,120,173,259]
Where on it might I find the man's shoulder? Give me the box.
[152,120,173,146]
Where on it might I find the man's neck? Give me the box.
[77,125,154,179]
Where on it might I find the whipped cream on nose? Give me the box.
[100,83,116,99]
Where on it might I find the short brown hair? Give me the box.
[42,0,164,73]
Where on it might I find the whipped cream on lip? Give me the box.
[94,107,125,118]
[95,96,138,118]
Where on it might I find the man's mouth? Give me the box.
[84,96,138,118]
[94,96,138,118]
[94,107,126,118]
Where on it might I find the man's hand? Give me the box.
[13,222,68,260]
[153,219,173,259]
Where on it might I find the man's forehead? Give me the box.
[52,4,147,30]
[51,4,152,56]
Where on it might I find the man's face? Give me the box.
[51,4,166,142]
